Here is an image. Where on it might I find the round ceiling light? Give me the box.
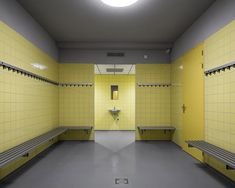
[101,0,139,7]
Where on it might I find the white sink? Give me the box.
[109,108,120,114]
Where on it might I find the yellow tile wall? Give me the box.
[59,64,94,140]
[0,70,59,151]
[204,21,235,71]
[181,43,205,161]
[0,21,59,179]
[95,75,135,130]
[0,21,58,81]
[136,64,171,140]
[1,16,234,181]
[136,64,170,83]
[171,58,184,147]
[171,44,205,162]
[204,20,235,180]
[59,63,93,83]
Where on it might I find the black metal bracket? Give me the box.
[138,128,145,135]
[84,129,91,134]
[163,130,173,134]
[49,138,54,142]
[23,153,29,157]
[226,165,234,170]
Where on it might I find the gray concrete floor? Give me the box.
[95,131,135,152]
[0,132,234,188]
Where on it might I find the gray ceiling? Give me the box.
[17,0,215,43]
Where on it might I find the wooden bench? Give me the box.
[186,140,235,170]
[137,126,175,134]
[0,127,68,169]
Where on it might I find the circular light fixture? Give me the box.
[101,0,139,7]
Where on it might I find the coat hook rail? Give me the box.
[59,83,93,87]
[0,61,94,87]
[204,61,235,76]
[137,83,171,87]
[0,61,59,85]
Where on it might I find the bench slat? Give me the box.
[0,129,64,159]
[186,140,235,169]
[196,141,235,159]
[0,128,67,159]
[61,126,93,130]
[0,127,67,168]
[0,134,56,160]
[0,128,67,167]
[189,142,235,165]
[192,142,235,162]
[137,126,175,131]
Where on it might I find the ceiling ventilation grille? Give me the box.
[107,52,125,57]
[106,68,124,72]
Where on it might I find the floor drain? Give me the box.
[115,178,129,185]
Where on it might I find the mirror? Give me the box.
[111,85,119,100]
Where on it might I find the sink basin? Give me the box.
[109,108,120,114]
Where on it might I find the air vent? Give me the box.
[107,52,125,57]
[106,68,124,73]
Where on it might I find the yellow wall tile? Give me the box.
[0,21,59,179]
[0,21,58,81]
[204,20,235,180]
[95,75,135,130]
[135,64,171,140]
[171,20,235,181]
[59,64,94,140]
[0,21,59,153]
[171,58,184,146]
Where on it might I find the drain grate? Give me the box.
[115,178,129,185]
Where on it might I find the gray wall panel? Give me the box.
[59,49,170,64]
[171,0,235,61]
[0,0,58,60]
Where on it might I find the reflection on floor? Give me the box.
[95,131,135,152]
[0,141,234,188]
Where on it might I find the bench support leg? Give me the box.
[226,165,234,170]
[84,130,90,134]
[139,129,144,135]
[23,153,29,157]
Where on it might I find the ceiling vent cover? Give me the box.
[106,68,124,72]
[107,52,125,57]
